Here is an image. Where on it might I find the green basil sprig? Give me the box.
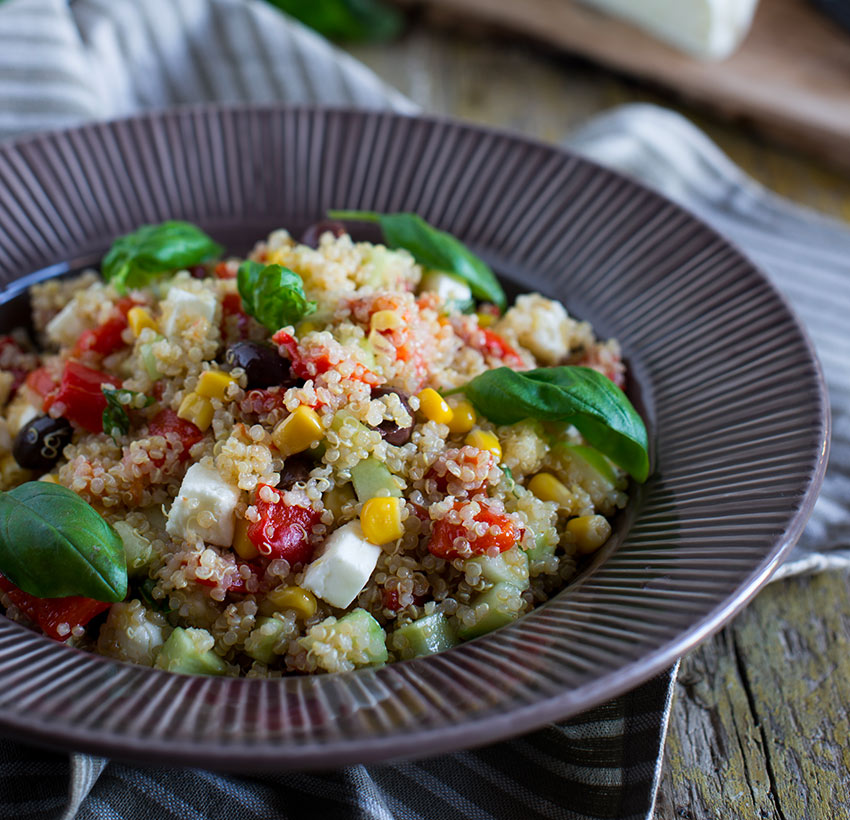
[237,261,317,332]
[102,387,154,443]
[266,0,402,42]
[451,366,650,482]
[327,210,507,311]
[0,482,127,602]
[102,221,223,294]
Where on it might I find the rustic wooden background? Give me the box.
[346,20,850,819]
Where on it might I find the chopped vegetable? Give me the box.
[428,502,521,560]
[247,484,322,564]
[45,361,118,433]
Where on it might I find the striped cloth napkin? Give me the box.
[0,1,847,819]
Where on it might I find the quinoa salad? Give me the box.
[0,215,648,677]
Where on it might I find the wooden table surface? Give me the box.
[347,22,850,819]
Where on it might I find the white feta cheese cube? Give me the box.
[495,293,576,365]
[161,287,217,337]
[166,463,240,547]
[301,521,382,609]
[420,271,472,306]
[45,300,87,347]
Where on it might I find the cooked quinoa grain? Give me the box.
[0,224,633,676]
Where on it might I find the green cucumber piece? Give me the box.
[393,612,458,660]
[524,531,558,562]
[113,520,154,577]
[468,545,529,588]
[244,616,289,665]
[139,336,164,379]
[301,609,388,666]
[556,443,618,488]
[351,457,402,502]
[154,627,227,676]
[458,582,525,640]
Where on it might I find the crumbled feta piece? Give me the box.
[420,271,472,305]
[301,521,381,609]
[495,293,585,365]
[166,462,240,547]
[45,300,87,347]
[161,287,217,337]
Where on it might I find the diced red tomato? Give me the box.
[221,292,251,340]
[478,328,524,366]
[247,484,322,564]
[114,297,141,317]
[272,329,380,386]
[0,576,111,641]
[428,502,521,560]
[72,315,128,358]
[147,408,204,464]
[213,261,237,280]
[25,366,58,404]
[381,587,426,612]
[44,361,118,433]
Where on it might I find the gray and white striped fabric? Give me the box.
[0,1,846,819]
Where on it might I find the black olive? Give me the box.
[224,342,297,390]
[299,220,346,249]
[371,387,414,446]
[13,415,73,471]
[278,455,313,490]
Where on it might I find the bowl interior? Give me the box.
[0,107,828,769]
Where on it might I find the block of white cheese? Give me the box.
[161,287,217,337]
[301,521,382,609]
[420,271,473,306]
[166,463,239,547]
[578,0,760,60]
[45,300,87,348]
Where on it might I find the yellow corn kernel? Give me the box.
[177,392,214,432]
[567,514,612,554]
[38,474,59,484]
[361,497,404,545]
[272,405,323,457]
[476,311,496,328]
[447,400,476,434]
[127,306,158,337]
[370,310,402,331]
[528,472,573,508]
[417,388,454,425]
[297,320,318,336]
[266,249,288,266]
[464,429,502,461]
[196,370,237,401]
[233,517,259,561]
[265,585,317,619]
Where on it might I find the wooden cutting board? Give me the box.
[411,0,850,170]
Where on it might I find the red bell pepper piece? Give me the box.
[147,408,204,464]
[0,576,111,641]
[72,315,128,357]
[44,361,119,433]
[247,484,322,564]
[428,502,521,560]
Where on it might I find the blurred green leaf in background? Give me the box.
[267,0,404,42]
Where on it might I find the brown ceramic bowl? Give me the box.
[0,107,828,770]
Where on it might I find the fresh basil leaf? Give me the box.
[265,0,402,42]
[328,210,507,311]
[457,366,649,482]
[237,261,317,332]
[0,482,127,602]
[138,577,170,614]
[102,221,222,294]
[102,388,154,443]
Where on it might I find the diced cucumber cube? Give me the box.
[154,627,228,676]
[300,608,388,668]
[458,582,525,640]
[468,545,529,588]
[392,613,458,660]
[351,457,402,502]
[244,616,289,665]
[556,442,619,488]
[113,520,154,577]
[524,531,558,562]
[139,335,164,379]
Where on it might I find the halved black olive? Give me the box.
[224,342,297,390]
[277,455,314,490]
[299,220,346,249]
[371,387,414,446]
[13,415,73,471]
